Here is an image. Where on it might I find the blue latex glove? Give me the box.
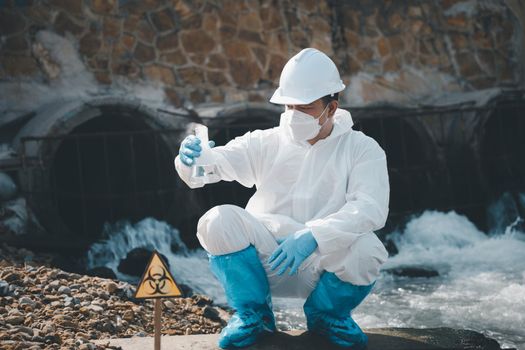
[267,230,318,276]
[179,135,215,167]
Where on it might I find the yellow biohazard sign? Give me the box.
[134,251,182,299]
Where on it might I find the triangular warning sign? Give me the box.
[134,251,183,299]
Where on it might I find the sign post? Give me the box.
[134,250,183,350]
[154,299,161,350]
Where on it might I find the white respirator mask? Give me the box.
[281,104,330,144]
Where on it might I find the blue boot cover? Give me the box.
[303,272,374,349]
[209,245,276,349]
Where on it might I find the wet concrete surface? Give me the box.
[95,327,506,350]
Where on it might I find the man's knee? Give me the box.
[197,204,249,255]
[340,233,388,285]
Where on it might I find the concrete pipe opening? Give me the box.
[51,114,175,238]
[14,98,191,247]
[480,100,525,197]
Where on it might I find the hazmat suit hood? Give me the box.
[329,108,354,138]
[279,108,354,144]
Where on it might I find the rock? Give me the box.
[69,284,82,290]
[386,266,440,278]
[53,314,71,322]
[85,267,117,279]
[134,43,156,63]
[377,37,390,57]
[230,59,262,88]
[206,71,228,85]
[192,294,212,307]
[91,0,117,14]
[54,12,84,36]
[79,343,96,350]
[156,32,179,51]
[160,50,187,66]
[60,319,78,329]
[163,300,176,309]
[32,335,45,342]
[41,321,56,334]
[447,14,468,28]
[58,286,71,295]
[179,67,205,85]
[79,33,101,58]
[76,332,89,341]
[19,296,36,307]
[223,41,251,58]
[0,55,39,77]
[98,292,110,300]
[457,52,483,77]
[43,334,61,344]
[149,8,177,32]
[118,284,137,300]
[202,306,226,324]
[2,272,20,283]
[105,281,118,294]
[99,321,115,332]
[15,326,34,336]
[87,304,104,313]
[117,248,170,277]
[48,280,60,288]
[180,30,215,55]
[122,310,134,322]
[383,56,400,72]
[143,65,176,85]
[6,315,25,325]
[0,280,9,296]
[267,54,287,81]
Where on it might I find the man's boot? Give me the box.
[209,245,276,348]
[303,272,374,349]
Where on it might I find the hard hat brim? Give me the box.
[269,89,316,105]
[269,85,345,105]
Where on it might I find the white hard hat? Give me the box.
[270,48,346,105]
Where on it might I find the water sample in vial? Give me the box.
[189,124,220,186]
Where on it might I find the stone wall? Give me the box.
[0,0,522,110]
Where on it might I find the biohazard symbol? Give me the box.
[134,251,182,299]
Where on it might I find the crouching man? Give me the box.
[174,48,389,349]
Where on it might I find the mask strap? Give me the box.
[319,103,331,125]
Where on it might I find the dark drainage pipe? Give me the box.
[13,97,196,248]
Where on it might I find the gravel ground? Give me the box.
[0,244,229,350]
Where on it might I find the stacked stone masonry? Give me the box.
[0,0,522,107]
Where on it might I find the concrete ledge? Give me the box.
[96,328,505,350]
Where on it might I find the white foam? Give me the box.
[361,208,525,349]
[86,217,225,303]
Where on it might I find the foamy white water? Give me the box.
[362,210,525,350]
[86,218,225,302]
[87,209,525,349]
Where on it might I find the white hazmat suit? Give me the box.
[174,108,389,298]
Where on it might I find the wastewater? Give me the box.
[86,194,525,350]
